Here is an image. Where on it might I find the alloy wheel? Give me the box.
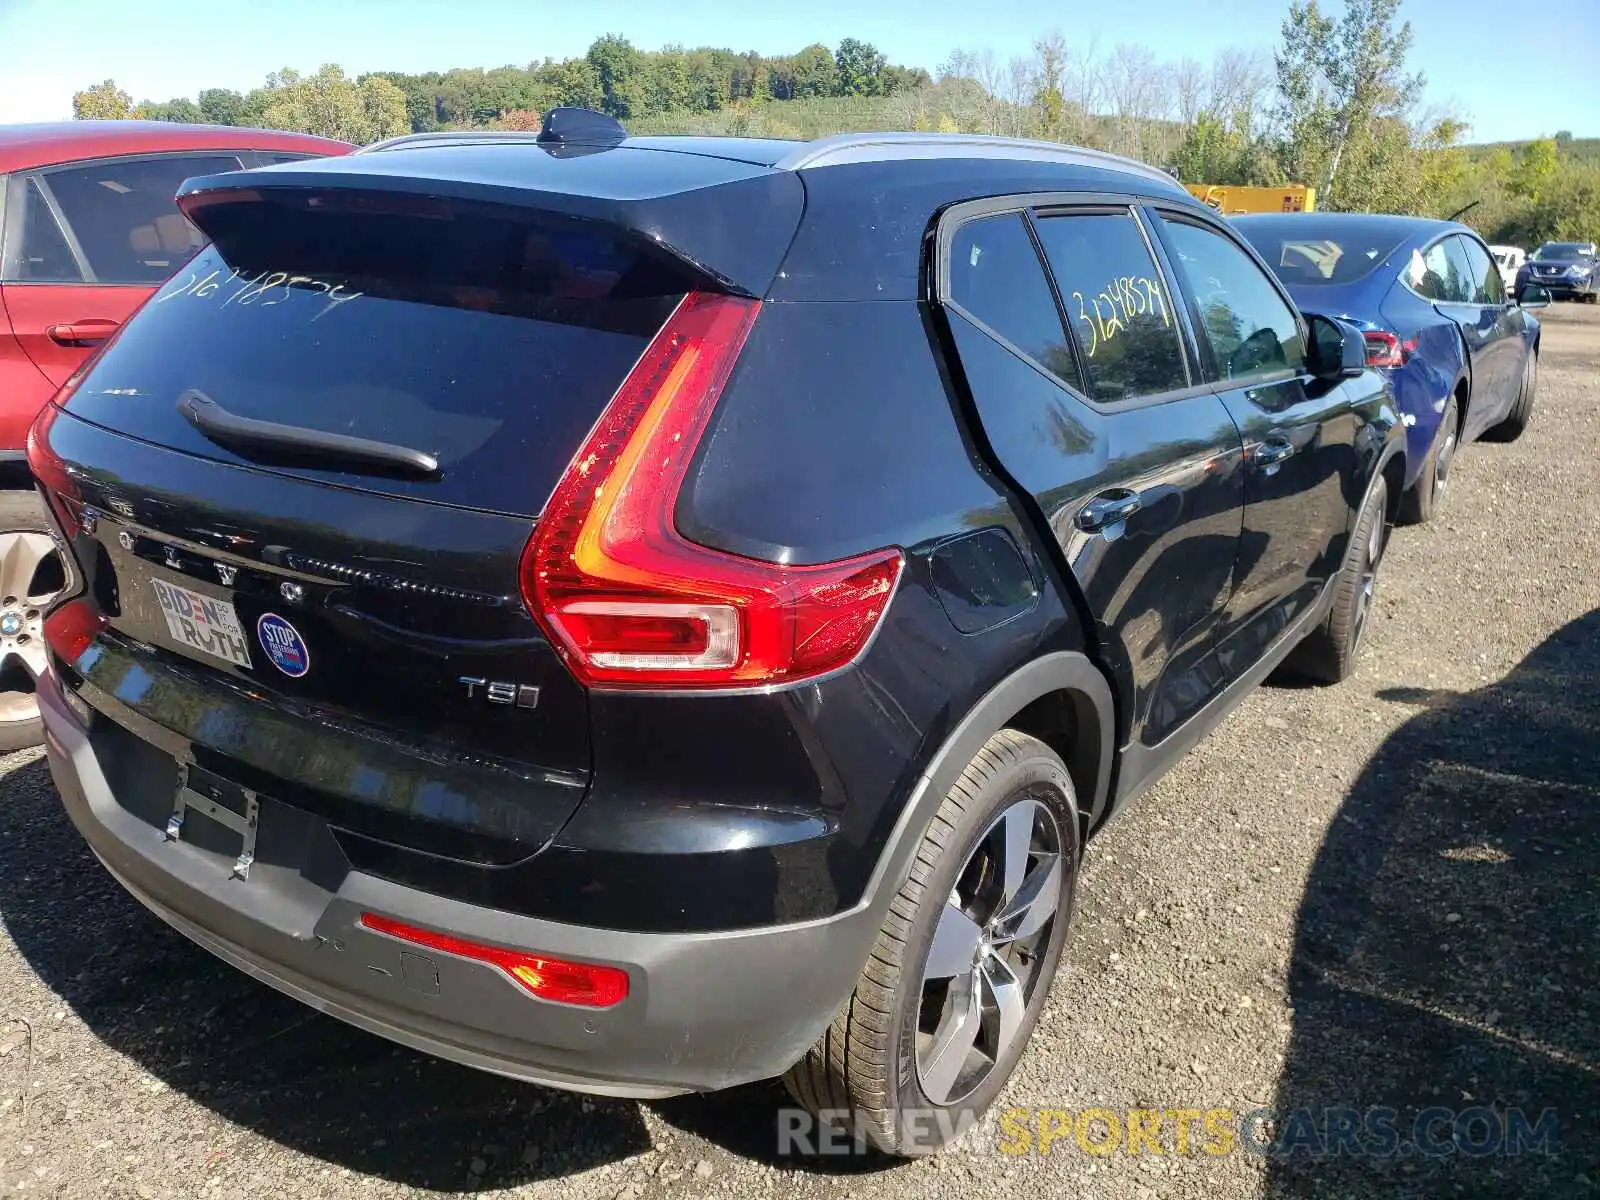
[1351,492,1386,653]
[0,533,64,735]
[916,794,1065,1106]
[1433,424,1457,500]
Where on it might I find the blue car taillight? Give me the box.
[1362,330,1417,369]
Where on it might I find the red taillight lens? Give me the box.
[43,598,105,665]
[359,913,629,1008]
[523,291,904,690]
[26,402,76,500]
[1362,330,1415,369]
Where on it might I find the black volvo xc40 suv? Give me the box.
[29,109,1404,1155]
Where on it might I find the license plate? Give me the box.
[151,577,253,668]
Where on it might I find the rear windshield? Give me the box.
[1234,221,1409,285]
[62,189,690,514]
[1532,242,1592,260]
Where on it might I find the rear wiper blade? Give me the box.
[178,389,440,480]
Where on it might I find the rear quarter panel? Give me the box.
[1375,275,1468,478]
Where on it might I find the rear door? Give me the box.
[1402,234,1509,435]
[1147,207,1357,681]
[0,153,248,394]
[37,187,709,861]
[1454,233,1526,439]
[936,200,1245,778]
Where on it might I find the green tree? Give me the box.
[729,52,768,102]
[73,79,134,120]
[791,44,835,99]
[1273,0,1425,209]
[643,47,694,115]
[587,34,643,117]
[134,98,204,123]
[532,57,603,112]
[363,72,440,132]
[259,65,408,143]
[1171,112,1254,183]
[198,88,244,126]
[682,49,726,111]
[834,38,886,97]
[1030,34,1068,138]
[1494,161,1600,244]
[766,55,797,101]
[1511,138,1561,202]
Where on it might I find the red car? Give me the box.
[1,122,352,456]
[0,121,350,751]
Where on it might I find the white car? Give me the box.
[1489,245,1526,297]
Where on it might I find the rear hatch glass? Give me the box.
[62,188,692,515]
[1235,220,1409,287]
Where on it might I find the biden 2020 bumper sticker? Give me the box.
[257,613,311,677]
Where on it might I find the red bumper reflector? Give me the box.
[43,598,106,666]
[359,912,630,1008]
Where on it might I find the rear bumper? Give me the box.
[39,669,882,1097]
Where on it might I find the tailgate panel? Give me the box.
[44,411,590,857]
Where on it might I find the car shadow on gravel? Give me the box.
[0,754,653,1191]
[1267,608,1600,1197]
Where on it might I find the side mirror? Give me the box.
[1304,312,1365,380]
[1517,284,1552,309]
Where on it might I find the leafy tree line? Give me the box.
[1442,136,1600,247]
[73,35,929,140]
[69,5,1596,244]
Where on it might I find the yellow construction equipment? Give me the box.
[1185,184,1317,214]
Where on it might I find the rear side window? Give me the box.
[63,190,693,514]
[1033,211,1189,402]
[1457,236,1504,305]
[1159,218,1306,382]
[1406,239,1473,303]
[946,213,1077,383]
[41,154,242,284]
[9,178,81,282]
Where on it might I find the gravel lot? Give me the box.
[2,304,1597,1200]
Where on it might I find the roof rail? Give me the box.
[359,119,1182,192]
[360,130,545,154]
[773,132,1180,188]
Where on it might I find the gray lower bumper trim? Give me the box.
[94,851,691,1100]
[39,668,889,1095]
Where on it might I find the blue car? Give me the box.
[1515,241,1599,303]
[1232,213,1549,523]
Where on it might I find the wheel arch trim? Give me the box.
[860,651,1114,912]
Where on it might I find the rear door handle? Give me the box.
[1251,437,1296,475]
[1075,490,1143,533]
[47,320,119,348]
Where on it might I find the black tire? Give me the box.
[1285,475,1388,685]
[783,729,1081,1157]
[1398,396,1459,525]
[0,487,56,754]
[1487,350,1537,442]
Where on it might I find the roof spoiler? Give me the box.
[173,141,806,297]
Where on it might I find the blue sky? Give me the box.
[0,0,1595,142]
